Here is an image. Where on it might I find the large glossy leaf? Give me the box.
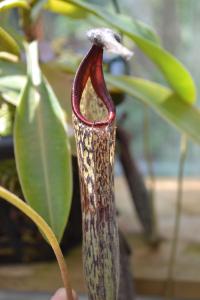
[14,42,72,241]
[67,0,196,104]
[0,26,20,55]
[0,0,29,11]
[106,75,200,145]
[45,0,87,19]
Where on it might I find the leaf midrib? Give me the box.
[35,93,55,230]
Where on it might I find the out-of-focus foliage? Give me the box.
[107,75,200,145]
[0,0,29,11]
[0,26,20,56]
[114,0,200,175]
[0,102,14,136]
[45,0,88,18]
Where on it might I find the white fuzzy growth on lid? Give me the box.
[87,28,133,60]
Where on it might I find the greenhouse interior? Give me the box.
[0,0,200,299]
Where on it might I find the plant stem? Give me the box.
[111,0,120,14]
[0,186,73,300]
[21,7,35,42]
[165,135,188,300]
[143,105,158,242]
[111,0,124,40]
[20,0,40,42]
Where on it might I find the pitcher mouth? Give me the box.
[71,44,115,127]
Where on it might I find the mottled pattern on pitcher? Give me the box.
[73,113,119,300]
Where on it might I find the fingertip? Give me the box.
[51,288,78,300]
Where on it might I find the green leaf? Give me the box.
[0,0,29,11]
[45,0,87,19]
[0,62,25,103]
[67,0,196,104]
[106,75,200,145]
[0,60,25,76]
[0,26,20,55]
[14,42,72,242]
[0,75,26,90]
[0,75,25,105]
